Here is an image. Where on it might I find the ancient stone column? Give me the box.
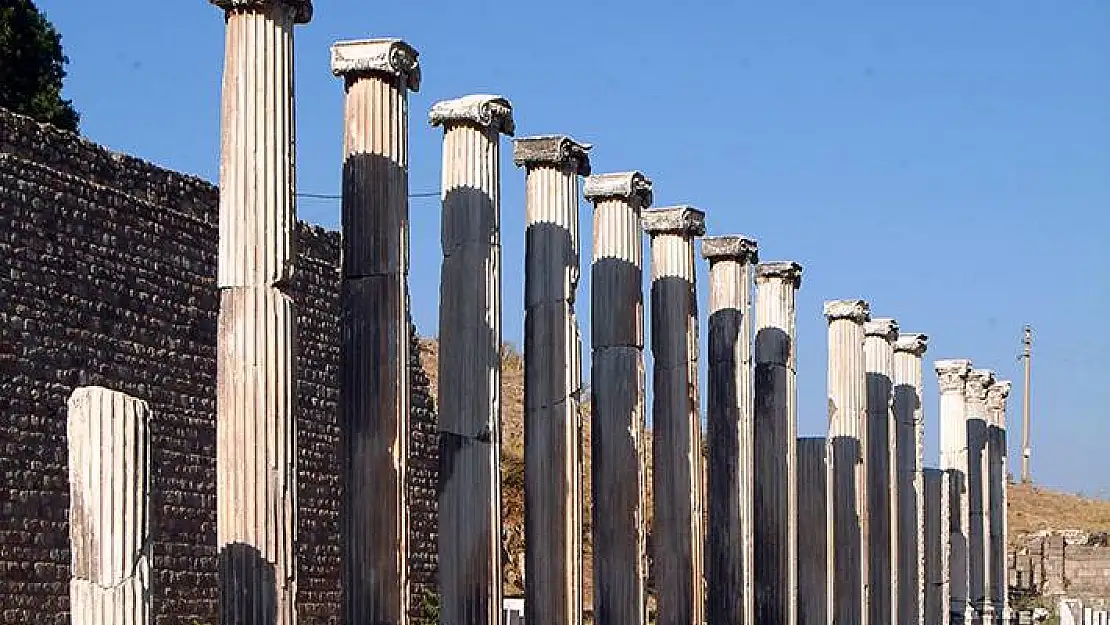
[893,333,929,625]
[936,359,973,625]
[67,387,152,625]
[644,206,707,625]
[430,94,514,625]
[825,299,871,625]
[585,171,653,625]
[753,260,803,625]
[209,2,311,622]
[865,317,899,625]
[966,368,995,625]
[986,381,1012,625]
[331,38,421,625]
[702,236,760,625]
[797,437,830,625]
[923,468,952,625]
[514,135,591,625]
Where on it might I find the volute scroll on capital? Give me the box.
[429,94,515,136]
[934,359,972,393]
[864,317,899,341]
[701,235,759,264]
[210,0,313,23]
[583,171,653,207]
[642,205,706,237]
[754,261,803,287]
[894,333,929,356]
[512,135,592,176]
[330,39,421,91]
[823,299,871,323]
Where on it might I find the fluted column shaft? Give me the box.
[986,382,1011,625]
[515,135,591,625]
[923,468,952,625]
[210,2,310,623]
[753,261,802,625]
[893,334,929,625]
[68,387,152,625]
[864,319,898,625]
[797,437,830,625]
[432,95,514,625]
[702,237,760,625]
[586,172,653,625]
[937,359,973,625]
[332,39,421,625]
[825,299,871,625]
[965,369,994,625]
[645,206,706,625]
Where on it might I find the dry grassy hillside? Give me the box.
[417,337,1110,597]
[1008,481,1110,546]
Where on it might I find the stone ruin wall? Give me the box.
[1010,533,1110,605]
[0,107,439,625]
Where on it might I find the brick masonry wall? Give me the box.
[0,108,438,625]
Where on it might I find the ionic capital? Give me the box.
[966,369,995,401]
[210,0,312,23]
[823,299,870,323]
[894,333,929,356]
[701,235,758,264]
[934,359,972,393]
[864,318,899,341]
[754,261,803,288]
[512,135,592,175]
[642,206,706,237]
[429,94,515,136]
[330,39,421,91]
[584,171,653,207]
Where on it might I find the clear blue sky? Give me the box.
[39,0,1109,496]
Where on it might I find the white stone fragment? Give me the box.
[68,386,152,625]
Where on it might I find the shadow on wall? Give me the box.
[219,543,279,625]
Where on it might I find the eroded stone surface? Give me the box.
[583,171,652,205]
[701,234,758,261]
[824,299,870,322]
[642,205,706,236]
[429,94,514,134]
[330,39,421,91]
[68,386,152,625]
[513,135,591,175]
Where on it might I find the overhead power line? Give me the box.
[296,191,440,200]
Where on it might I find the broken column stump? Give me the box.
[67,386,152,625]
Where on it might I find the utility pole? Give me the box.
[1021,325,1033,483]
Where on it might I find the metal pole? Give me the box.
[1020,325,1032,484]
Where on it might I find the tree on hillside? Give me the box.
[0,0,79,131]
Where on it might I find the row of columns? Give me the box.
[936,360,1013,625]
[198,3,1016,624]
